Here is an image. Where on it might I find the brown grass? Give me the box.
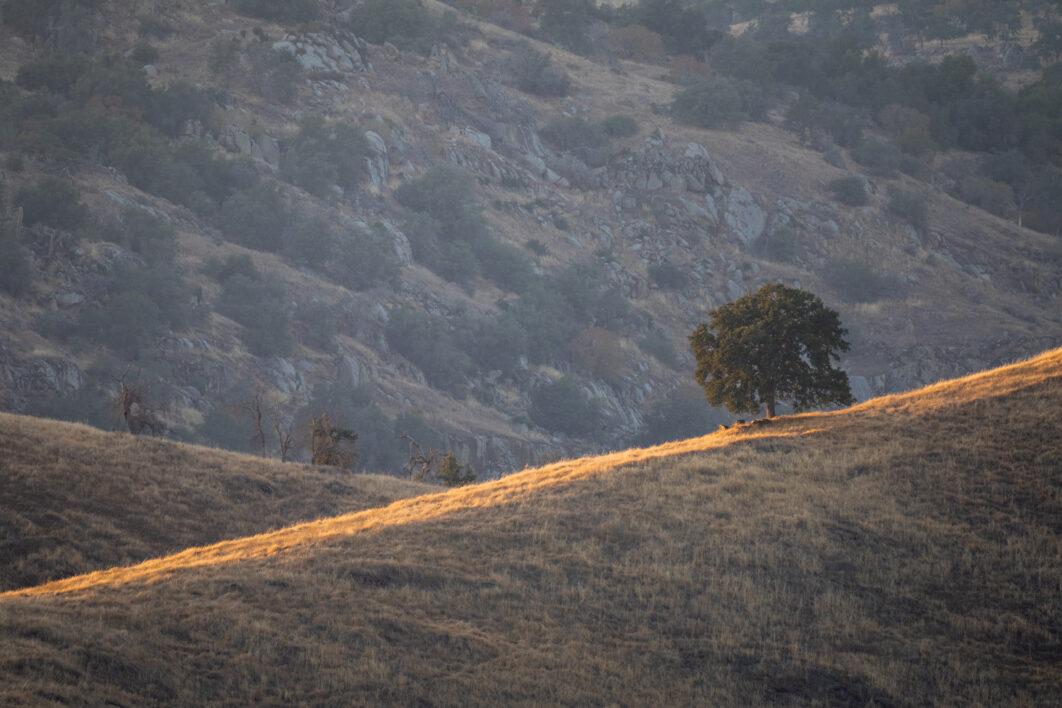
[0,412,435,592]
[2,349,1060,705]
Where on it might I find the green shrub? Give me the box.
[477,238,536,294]
[218,273,293,357]
[280,115,369,197]
[296,301,337,353]
[15,178,88,231]
[248,46,301,103]
[828,175,870,206]
[756,224,799,263]
[206,253,260,283]
[335,225,401,291]
[78,290,163,359]
[0,226,33,296]
[114,207,177,265]
[15,54,91,95]
[540,116,611,168]
[886,186,928,232]
[386,307,475,397]
[637,332,679,369]
[439,452,475,487]
[503,45,570,97]
[823,257,887,303]
[529,375,603,439]
[636,386,726,446]
[851,139,922,178]
[462,313,529,375]
[598,114,638,138]
[672,77,762,129]
[129,42,160,66]
[216,183,291,252]
[347,0,439,55]
[647,262,687,291]
[507,285,578,364]
[3,0,63,37]
[231,0,321,23]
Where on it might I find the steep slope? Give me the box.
[0,411,435,592]
[2,349,1060,705]
[1,0,1060,475]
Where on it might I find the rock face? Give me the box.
[722,187,767,246]
[272,32,365,76]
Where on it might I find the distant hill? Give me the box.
[0,411,435,592]
[2,348,1060,705]
[1,0,1060,475]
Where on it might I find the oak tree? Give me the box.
[689,284,854,418]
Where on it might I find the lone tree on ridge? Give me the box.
[689,283,854,419]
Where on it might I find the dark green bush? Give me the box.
[647,262,687,291]
[636,386,726,446]
[637,332,679,369]
[295,301,337,352]
[130,42,160,66]
[218,273,293,357]
[14,178,88,231]
[850,139,922,178]
[672,76,755,130]
[280,115,369,197]
[823,257,887,303]
[114,208,177,266]
[461,313,529,375]
[3,0,63,36]
[78,290,164,359]
[0,226,33,296]
[231,0,321,23]
[15,54,91,95]
[347,0,439,55]
[598,114,638,138]
[756,224,799,264]
[477,239,536,294]
[386,307,475,398]
[206,253,260,283]
[529,375,603,439]
[886,186,928,232]
[540,116,611,168]
[334,225,401,291]
[248,46,301,104]
[503,45,570,97]
[216,183,291,252]
[828,175,870,206]
[507,285,578,365]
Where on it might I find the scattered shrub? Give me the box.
[230,0,321,23]
[114,208,177,266]
[0,226,33,296]
[295,301,337,352]
[335,224,402,291]
[386,307,476,398]
[129,42,160,66]
[503,45,570,97]
[14,178,88,231]
[829,175,870,206]
[248,45,301,104]
[540,116,611,168]
[529,375,603,439]
[598,114,638,138]
[886,186,928,231]
[823,257,888,303]
[607,25,665,63]
[280,115,369,198]
[218,273,293,357]
[637,331,679,369]
[672,77,762,130]
[647,262,687,291]
[216,183,291,252]
[347,0,440,55]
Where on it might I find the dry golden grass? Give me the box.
[2,349,1060,705]
[0,412,435,592]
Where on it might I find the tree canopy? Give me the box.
[689,284,854,418]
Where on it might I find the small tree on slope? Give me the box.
[689,283,854,419]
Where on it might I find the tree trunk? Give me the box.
[764,397,776,418]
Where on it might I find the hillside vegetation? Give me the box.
[1,0,1061,475]
[2,348,1060,705]
[0,411,435,592]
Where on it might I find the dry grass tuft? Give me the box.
[1,349,1061,705]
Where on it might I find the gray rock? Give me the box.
[54,292,84,308]
[726,279,745,301]
[723,187,767,245]
[848,375,874,402]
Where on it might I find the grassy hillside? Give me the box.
[2,349,1060,705]
[0,412,436,592]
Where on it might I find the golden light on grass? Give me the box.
[1,348,1060,705]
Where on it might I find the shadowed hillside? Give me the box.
[2,349,1060,705]
[0,412,435,592]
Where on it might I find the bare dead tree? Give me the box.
[115,367,164,436]
[402,433,438,483]
[271,399,295,462]
[310,413,358,469]
[242,387,268,455]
